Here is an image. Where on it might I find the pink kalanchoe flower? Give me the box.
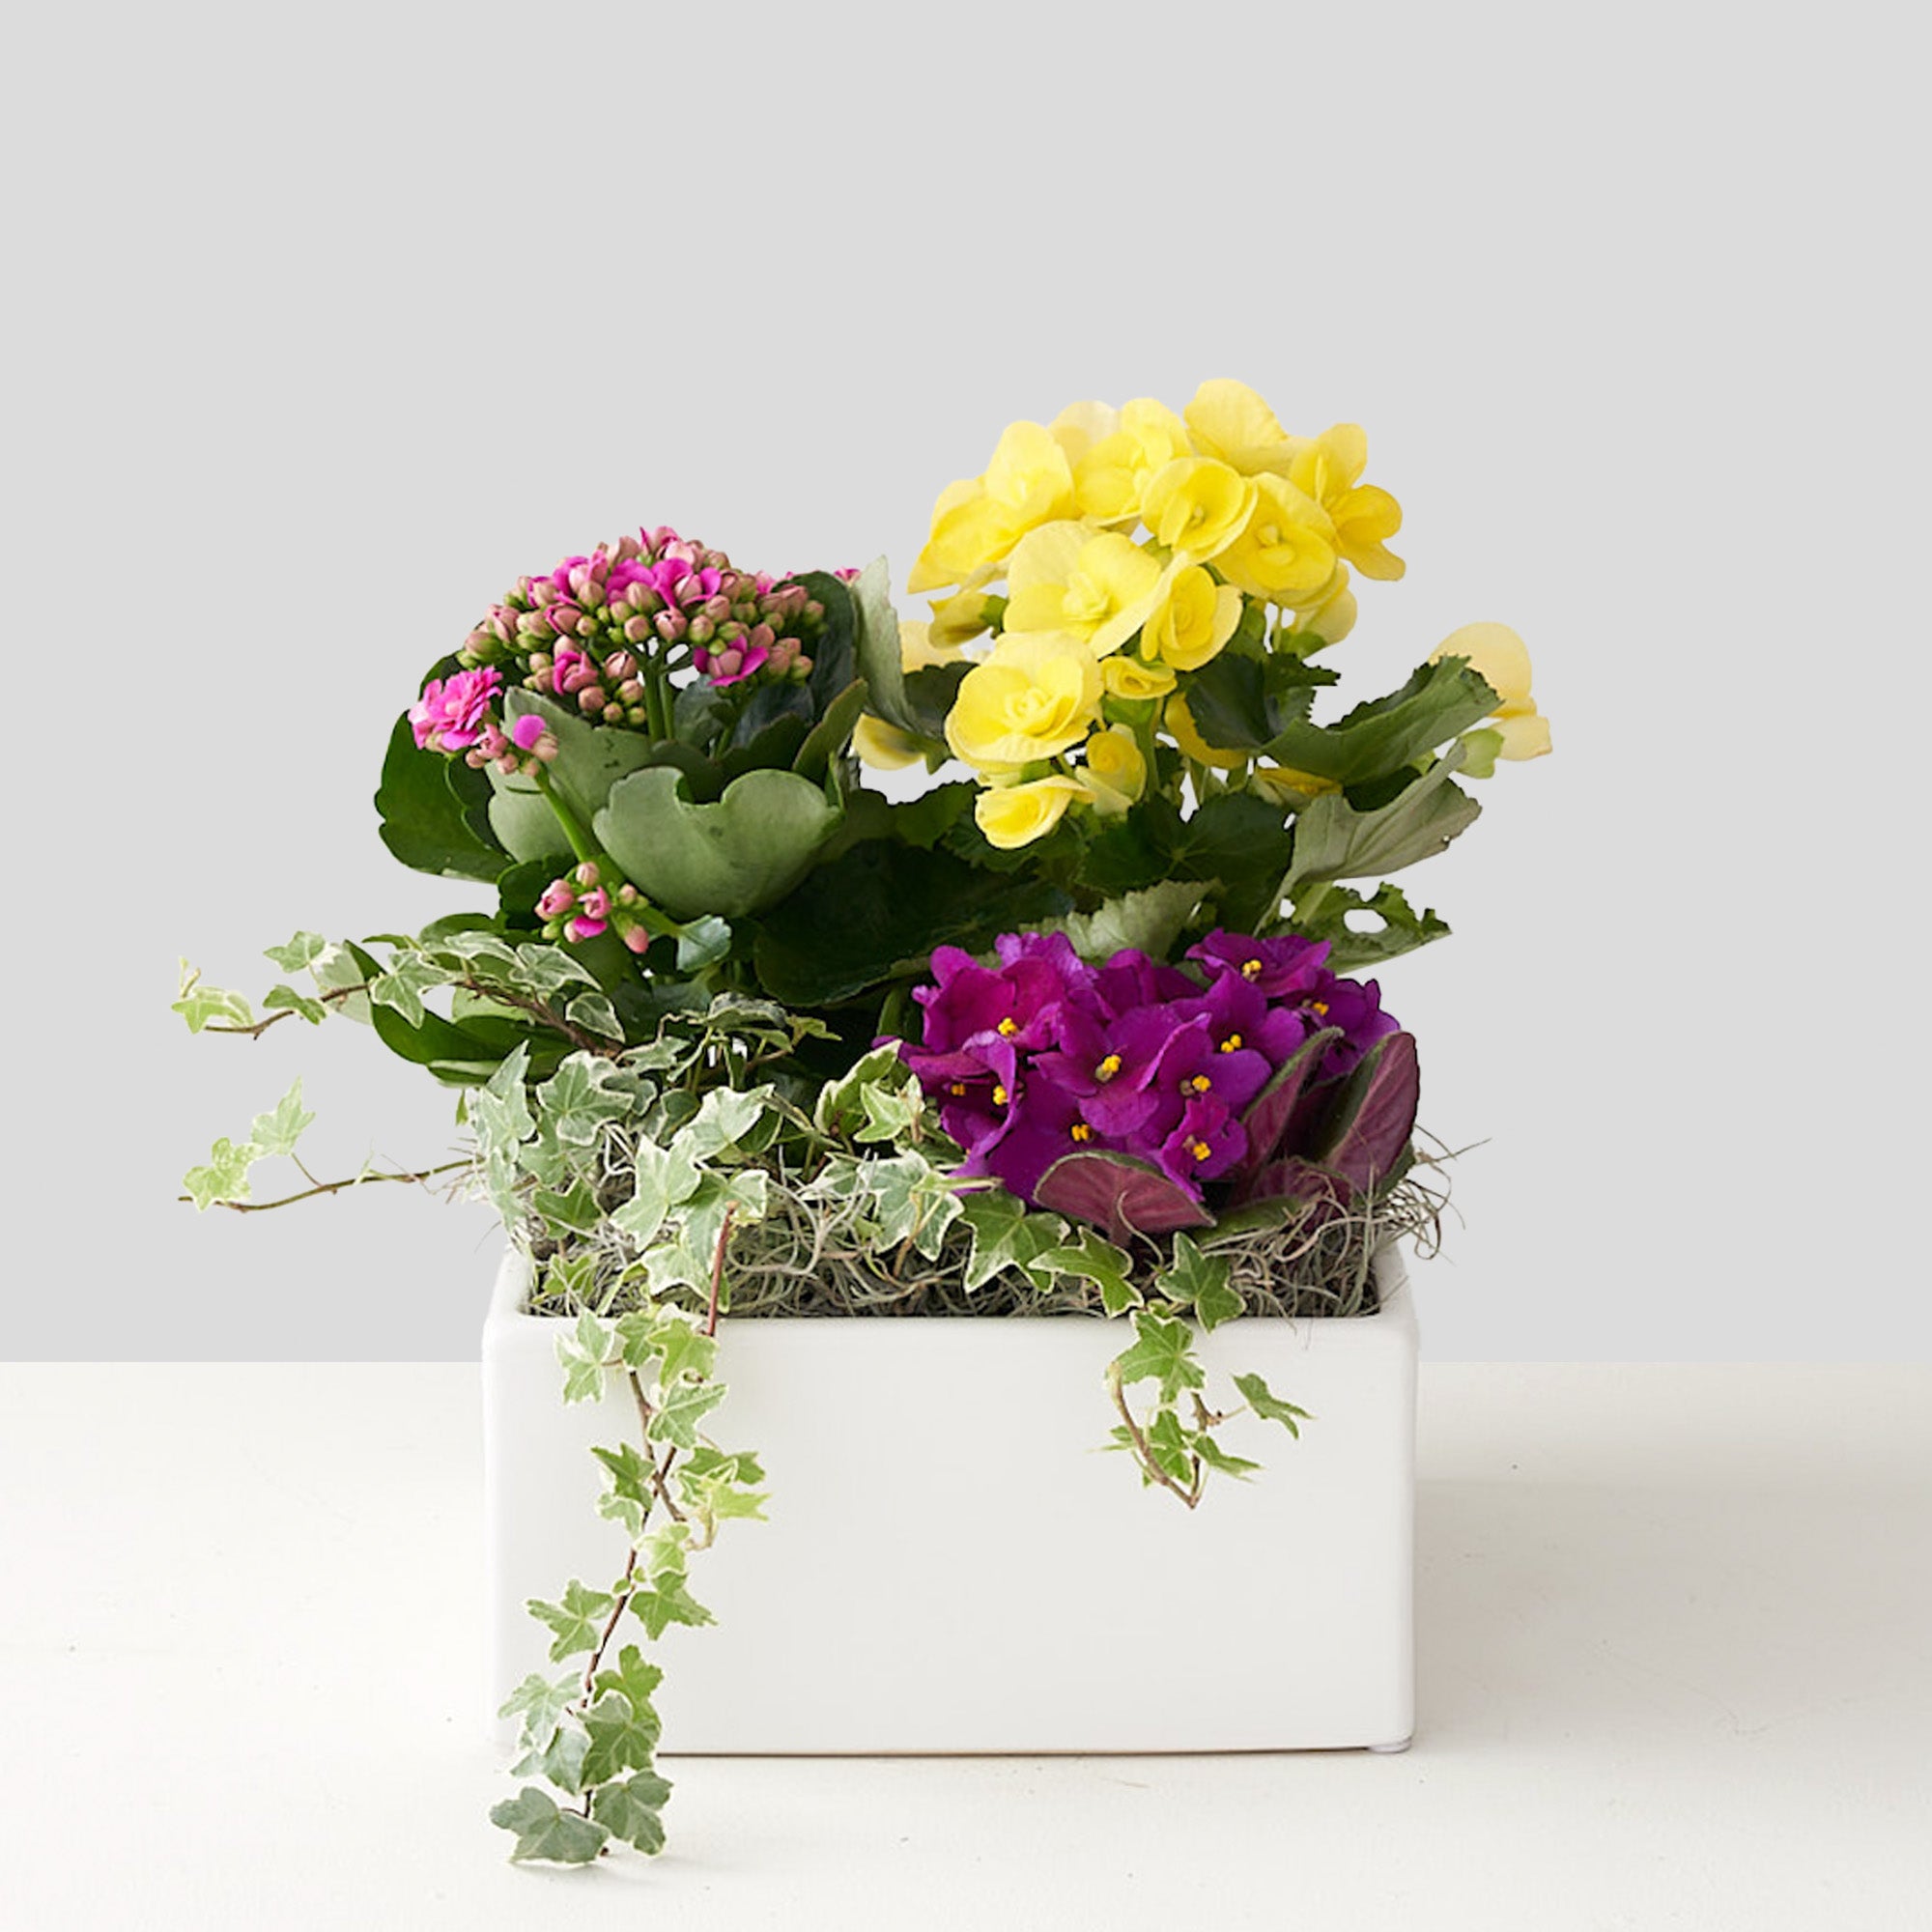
[410,667,501,752]
[566,915,608,943]
[698,641,770,687]
[509,713,548,753]
[579,888,611,922]
[535,879,577,921]
[552,644,596,694]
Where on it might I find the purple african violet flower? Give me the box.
[1154,1094,1247,1188]
[911,945,1076,1057]
[1188,929,1330,1000]
[410,666,501,753]
[1300,972,1400,1080]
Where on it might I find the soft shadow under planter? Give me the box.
[483,1247,1417,1755]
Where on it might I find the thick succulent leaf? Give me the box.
[374,706,508,882]
[595,766,842,920]
[1238,1026,1345,1173]
[1312,1031,1420,1195]
[1034,1151,1213,1245]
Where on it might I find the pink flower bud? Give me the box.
[535,881,576,920]
[621,924,652,954]
[617,883,639,904]
[580,888,611,920]
[655,611,686,644]
[566,915,608,943]
[510,713,548,753]
[602,651,637,683]
[690,615,716,645]
[572,861,601,889]
[617,678,644,703]
[577,685,606,713]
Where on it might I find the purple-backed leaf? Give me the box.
[1312,1031,1420,1196]
[1229,1156,1347,1219]
[1035,1151,1213,1246]
[1237,1026,1345,1177]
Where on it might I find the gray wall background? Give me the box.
[6,3,1923,1361]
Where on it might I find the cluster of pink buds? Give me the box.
[461,711,557,777]
[455,526,831,716]
[534,860,653,953]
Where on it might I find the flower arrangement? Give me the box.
[179,379,1547,1865]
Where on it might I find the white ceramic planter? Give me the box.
[483,1247,1416,1755]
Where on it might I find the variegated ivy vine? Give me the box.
[180,932,1317,1865]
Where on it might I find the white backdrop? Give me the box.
[6,2,1924,1360]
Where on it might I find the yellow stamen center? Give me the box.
[1069,1122,1093,1143]
[1188,1138,1212,1162]
[1219,1034,1243,1053]
[947,1082,967,1096]
[1240,958,1263,979]
[992,1085,1009,1107]
[1187,1073,1212,1094]
[1310,1000,1329,1016]
[997,1016,1018,1037]
[1094,1052,1122,1083]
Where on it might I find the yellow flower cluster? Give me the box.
[867,380,1545,848]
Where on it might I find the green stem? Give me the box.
[530,765,599,866]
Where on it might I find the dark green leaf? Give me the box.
[374,701,508,883]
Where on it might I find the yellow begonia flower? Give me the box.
[1182,379,1298,477]
[1215,474,1338,606]
[945,631,1102,774]
[1250,763,1342,807]
[853,714,924,771]
[1286,425,1405,581]
[1081,724,1147,814]
[910,419,1077,593]
[1048,400,1119,468]
[1004,522,1171,659]
[1142,564,1243,671]
[1101,652,1177,701]
[975,775,1088,850]
[1141,457,1258,564]
[1073,398,1194,526]
[1164,694,1248,771]
[927,582,995,650]
[1431,622,1550,761]
[1283,565,1357,647]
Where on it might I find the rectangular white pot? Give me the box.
[483,1247,1416,1755]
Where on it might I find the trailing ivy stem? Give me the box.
[1105,1364,1203,1509]
[625,1371,687,1524]
[705,1209,733,1337]
[179,1157,469,1212]
[202,980,372,1039]
[529,764,599,866]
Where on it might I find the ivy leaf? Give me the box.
[1233,1371,1312,1437]
[527,1579,616,1662]
[1033,1231,1140,1315]
[489,1786,609,1865]
[812,1042,912,1139]
[611,1311,664,1373]
[676,1443,769,1527]
[592,1644,665,1718]
[246,1080,315,1160]
[1143,1406,1196,1485]
[676,1086,772,1162]
[629,1531,714,1639]
[565,989,622,1042]
[511,1719,589,1796]
[172,964,253,1034]
[497,1671,581,1753]
[857,1076,926,1146]
[591,1442,657,1538]
[862,1152,965,1260]
[651,1316,718,1388]
[591,1771,674,1856]
[1157,1234,1239,1332]
[263,930,327,972]
[182,1136,258,1211]
[367,952,447,1029]
[262,984,327,1024]
[1111,1308,1207,1404]
[956,1190,1068,1293]
[1189,1430,1262,1479]
[611,1137,702,1249]
[646,1378,727,1453]
[556,1313,611,1406]
[580,1689,662,1789]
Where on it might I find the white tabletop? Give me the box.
[2,1362,1925,1931]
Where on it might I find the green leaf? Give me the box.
[1034,1231,1141,1316]
[182,1136,258,1211]
[591,1441,657,1537]
[566,989,622,1041]
[1280,748,1481,902]
[557,1313,611,1406]
[859,1151,966,1260]
[1044,880,1210,964]
[813,1043,916,1139]
[1143,1406,1197,1485]
[262,984,327,1024]
[591,1771,674,1856]
[1256,656,1500,785]
[675,915,733,973]
[496,689,661,850]
[1285,880,1450,974]
[954,1189,1069,1293]
[511,1720,589,1796]
[652,1315,718,1388]
[497,1671,580,1753]
[592,1645,665,1718]
[367,952,447,1029]
[1189,1431,1262,1479]
[676,1086,772,1162]
[527,1578,615,1662]
[172,965,252,1035]
[263,930,327,973]
[580,1689,662,1789]
[1110,1307,1207,1404]
[596,765,843,921]
[847,555,917,735]
[646,1378,727,1453]
[489,1786,609,1865]
[629,1530,714,1638]
[1158,1233,1240,1332]
[246,1080,315,1159]
[375,704,508,883]
[1233,1371,1312,1437]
